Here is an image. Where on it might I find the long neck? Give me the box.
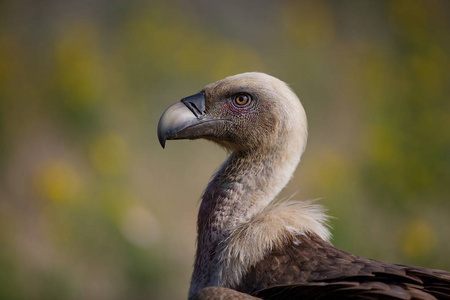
[200,149,296,235]
[189,140,303,297]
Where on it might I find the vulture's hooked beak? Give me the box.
[157,92,225,148]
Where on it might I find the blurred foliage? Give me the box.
[0,0,449,299]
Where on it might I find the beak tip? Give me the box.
[158,132,167,149]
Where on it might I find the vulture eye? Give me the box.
[232,94,251,107]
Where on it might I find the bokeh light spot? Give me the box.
[401,219,436,260]
[120,205,161,248]
[35,160,82,204]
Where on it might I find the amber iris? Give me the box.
[233,94,251,107]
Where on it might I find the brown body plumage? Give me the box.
[158,73,450,299]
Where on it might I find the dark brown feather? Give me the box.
[235,234,450,299]
[192,287,260,300]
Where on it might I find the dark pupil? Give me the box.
[238,96,246,104]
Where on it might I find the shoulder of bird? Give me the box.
[243,234,450,299]
[192,232,450,299]
[201,199,450,299]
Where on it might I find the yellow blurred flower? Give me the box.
[35,160,82,204]
[401,219,436,259]
[54,20,103,111]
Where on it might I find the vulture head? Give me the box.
[158,72,324,297]
[158,72,307,154]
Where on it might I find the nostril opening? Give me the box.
[190,102,202,115]
[181,92,206,118]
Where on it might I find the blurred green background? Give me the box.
[1,0,449,299]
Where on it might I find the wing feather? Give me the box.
[238,234,450,299]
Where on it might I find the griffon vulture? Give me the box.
[157,72,450,299]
